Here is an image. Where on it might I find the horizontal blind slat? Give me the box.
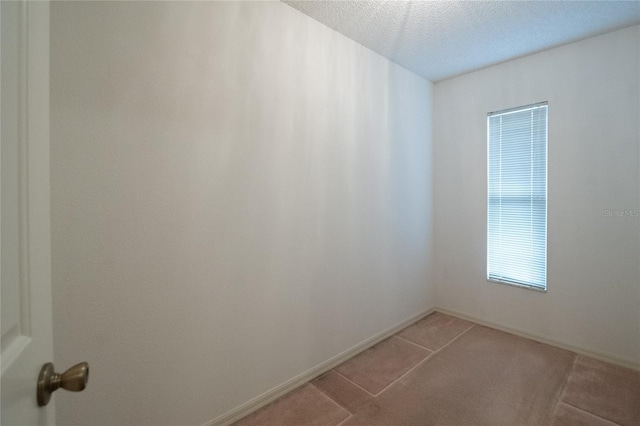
[487,103,547,289]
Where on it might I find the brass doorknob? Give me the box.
[37,362,89,407]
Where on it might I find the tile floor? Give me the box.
[234,312,640,426]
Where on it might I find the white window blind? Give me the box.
[487,102,547,290]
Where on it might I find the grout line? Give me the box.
[309,382,356,416]
[431,324,476,354]
[394,334,437,352]
[559,355,577,403]
[332,369,377,397]
[335,413,353,426]
[560,401,622,426]
[372,351,436,397]
[547,353,577,423]
[373,324,476,397]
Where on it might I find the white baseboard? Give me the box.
[435,306,640,372]
[203,306,436,426]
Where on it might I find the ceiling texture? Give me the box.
[282,1,640,82]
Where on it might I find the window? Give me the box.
[487,102,547,291]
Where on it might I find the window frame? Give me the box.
[486,101,548,292]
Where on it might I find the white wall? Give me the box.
[434,26,640,367]
[50,2,433,425]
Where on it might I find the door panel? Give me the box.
[1,1,55,424]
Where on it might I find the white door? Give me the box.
[1,1,55,424]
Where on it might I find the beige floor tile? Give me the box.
[234,383,349,426]
[397,311,474,350]
[335,336,431,394]
[562,355,640,426]
[550,403,619,426]
[312,370,374,414]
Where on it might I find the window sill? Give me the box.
[487,278,547,293]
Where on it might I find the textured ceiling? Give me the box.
[282,1,640,82]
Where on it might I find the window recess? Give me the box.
[487,102,548,291]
